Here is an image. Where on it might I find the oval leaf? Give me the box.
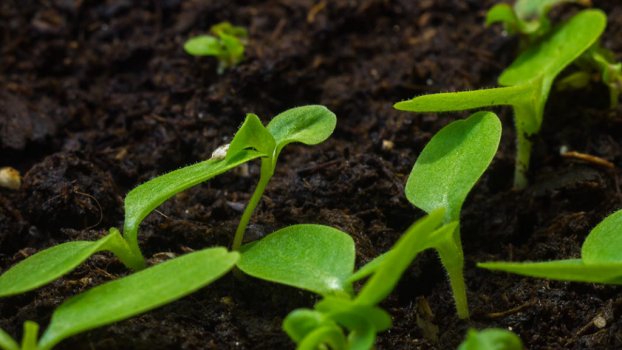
[499,9,606,86]
[405,111,501,221]
[266,105,337,157]
[184,35,222,56]
[38,248,239,350]
[0,233,116,297]
[237,224,355,296]
[582,209,622,264]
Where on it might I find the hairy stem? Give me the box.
[232,158,274,251]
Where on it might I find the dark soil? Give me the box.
[1,0,622,349]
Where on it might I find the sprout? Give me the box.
[184,22,248,74]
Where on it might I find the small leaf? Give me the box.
[237,224,355,296]
[0,234,116,297]
[458,328,523,350]
[478,259,622,284]
[582,209,622,264]
[0,328,18,350]
[266,105,337,158]
[298,326,347,350]
[283,309,325,343]
[123,150,262,255]
[486,4,519,28]
[184,35,222,56]
[499,9,606,86]
[405,112,501,222]
[38,248,239,350]
[355,209,445,305]
[227,113,275,158]
[315,297,392,332]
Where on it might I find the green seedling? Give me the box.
[487,1,621,108]
[0,105,335,298]
[404,111,501,319]
[458,328,524,350]
[395,9,606,189]
[283,210,457,350]
[486,0,590,42]
[0,247,239,350]
[479,209,622,284]
[184,21,248,74]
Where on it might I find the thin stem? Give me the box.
[105,229,146,270]
[232,158,274,251]
[21,322,38,350]
[436,225,469,319]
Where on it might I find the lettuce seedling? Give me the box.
[0,105,335,298]
[479,209,622,284]
[184,22,248,74]
[283,210,454,349]
[403,111,501,318]
[458,328,524,350]
[395,9,606,189]
[0,247,239,350]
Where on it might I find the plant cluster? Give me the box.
[184,21,248,74]
[1,2,621,350]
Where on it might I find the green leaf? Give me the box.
[355,209,445,306]
[315,298,392,332]
[346,252,389,284]
[283,309,325,343]
[582,210,622,264]
[266,105,337,158]
[499,9,606,86]
[38,248,239,350]
[405,112,501,222]
[183,35,223,56]
[237,224,355,296]
[298,326,347,350]
[123,149,262,260]
[478,259,622,284]
[0,328,18,350]
[227,113,276,158]
[0,231,122,297]
[458,328,523,350]
[486,4,519,29]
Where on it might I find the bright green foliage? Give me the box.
[403,112,501,318]
[184,22,248,73]
[238,225,355,296]
[395,10,605,189]
[458,328,524,350]
[479,209,622,284]
[486,0,589,40]
[0,248,239,350]
[123,149,262,264]
[571,44,622,108]
[229,105,336,251]
[0,229,133,297]
[284,210,468,349]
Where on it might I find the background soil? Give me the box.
[1,0,622,349]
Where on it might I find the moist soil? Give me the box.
[1,0,622,349]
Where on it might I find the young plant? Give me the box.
[479,209,622,284]
[458,328,524,350]
[0,247,239,350]
[487,1,622,108]
[282,209,456,349]
[403,111,501,318]
[0,105,336,298]
[395,9,606,189]
[184,22,248,74]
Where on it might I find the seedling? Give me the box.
[404,111,501,318]
[487,1,621,108]
[184,22,248,74]
[458,328,524,350]
[0,247,239,350]
[283,210,457,349]
[395,9,606,189]
[0,105,336,298]
[479,209,622,284]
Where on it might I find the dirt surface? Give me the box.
[1,0,622,349]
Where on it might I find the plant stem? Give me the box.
[232,158,274,251]
[436,226,469,319]
[106,228,146,270]
[21,322,38,350]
